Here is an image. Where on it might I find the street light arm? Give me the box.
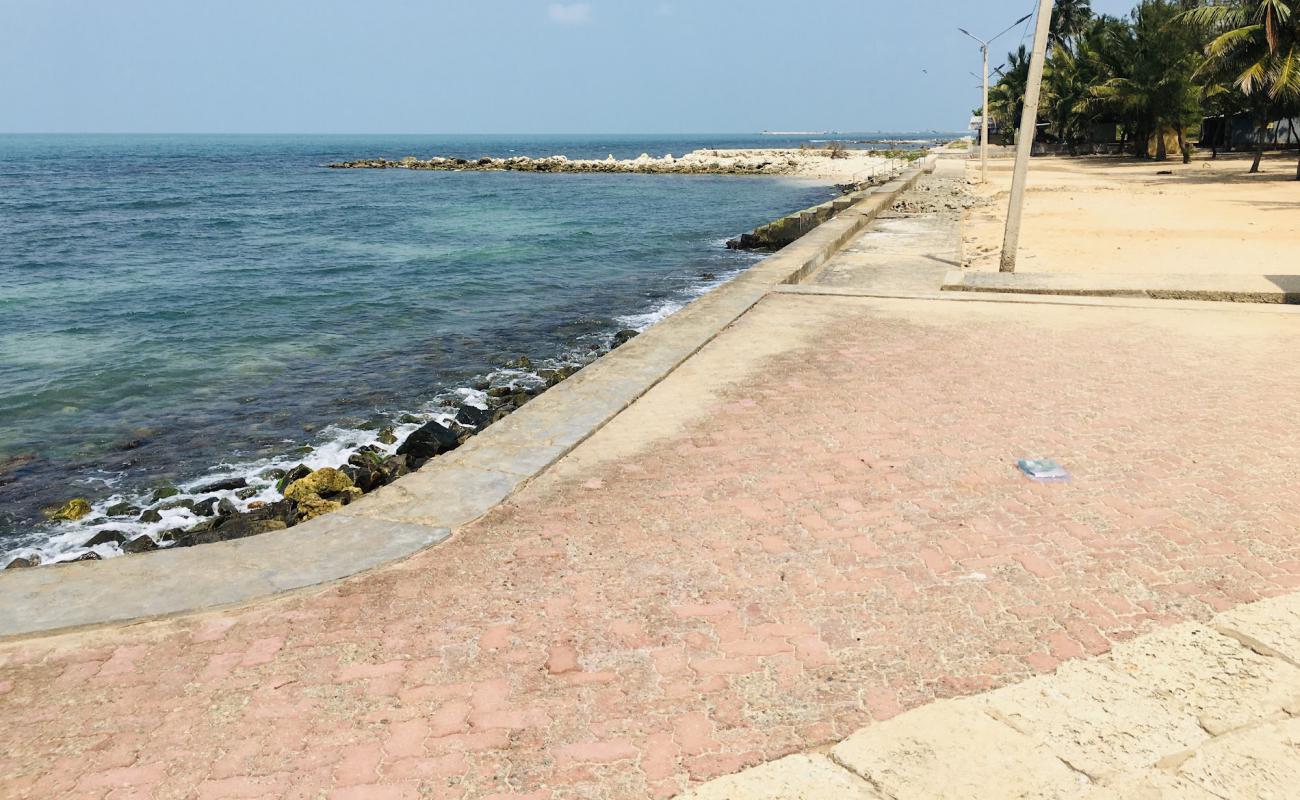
[957,27,986,47]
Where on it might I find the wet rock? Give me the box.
[5,555,39,569]
[398,413,421,424]
[159,528,186,542]
[612,329,640,348]
[83,530,128,548]
[396,420,460,461]
[174,515,288,546]
[486,386,514,399]
[138,509,163,523]
[247,499,295,524]
[343,464,383,493]
[151,486,180,502]
[217,498,239,517]
[377,427,397,445]
[276,464,312,493]
[259,467,287,481]
[508,355,533,369]
[247,500,267,510]
[470,378,491,391]
[122,535,158,554]
[235,487,258,500]
[455,404,493,428]
[193,497,219,517]
[158,498,196,513]
[447,421,475,445]
[381,454,411,480]
[491,406,515,424]
[43,498,92,522]
[106,502,140,517]
[699,272,717,280]
[195,477,248,493]
[57,552,102,563]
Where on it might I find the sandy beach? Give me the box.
[962,152,1300,275]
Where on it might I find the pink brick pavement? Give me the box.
[4,295,1300,799]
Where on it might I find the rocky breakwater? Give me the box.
[5,332,644,570]
[328,148,874,177]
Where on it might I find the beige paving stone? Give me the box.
[677,754,883,800]
[1099,622,1300,735]
[1213,592,1300,669]
[1176,717,1300,799]
[980,661,1210,780]
[1077,769,1219,800]
[830,698,1090,799]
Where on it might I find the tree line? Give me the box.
[983,0,1300,177]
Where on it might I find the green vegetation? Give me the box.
[985,0,1300,177]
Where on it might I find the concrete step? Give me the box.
[943,271,1300,304]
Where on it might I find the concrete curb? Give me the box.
[0,158,939,641]
[677,592,1300,800]
[943,270,1300,304]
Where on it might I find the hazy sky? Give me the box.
[1,0,1137,134]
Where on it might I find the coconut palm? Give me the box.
[1184,0,1300,176]
[1081,1,1204,159]
[1051,0,1096,50]
[989,46,1031,138]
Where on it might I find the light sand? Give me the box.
[962,152,1300,275]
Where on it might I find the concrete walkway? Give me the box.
[682,593,1300,799]
[6,171,1300,799]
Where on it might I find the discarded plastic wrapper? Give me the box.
[1017,458,1070,482]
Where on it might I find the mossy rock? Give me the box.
[283,467,355,502]
[295,494,343,521]
[44,498,92,522]
[151,486,180,502]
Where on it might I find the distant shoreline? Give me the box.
[327,147,927,185]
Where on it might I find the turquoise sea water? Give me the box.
[0,133,943,560]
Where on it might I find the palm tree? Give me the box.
[1082,1,1203,159]
[1051,0,1096,50]
[989,46,1031,139]
[1184,0,1300,176]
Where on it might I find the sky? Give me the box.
[0,0,1137,134]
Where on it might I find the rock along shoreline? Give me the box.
[326,147,921,179]
[6,331,644,571]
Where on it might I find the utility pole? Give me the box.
[959,14,1030,184]
[999,0,1055,273]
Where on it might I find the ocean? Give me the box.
[0,133,942,562]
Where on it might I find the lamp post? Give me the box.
[999,0,1055,273]
[959,14,1031,183]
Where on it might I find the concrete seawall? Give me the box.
[728,178,897,251]
[0,157,937,641]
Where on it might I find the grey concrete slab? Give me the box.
[0,514,446,640]
[944,270,1300,304]
[341,462,521,529]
